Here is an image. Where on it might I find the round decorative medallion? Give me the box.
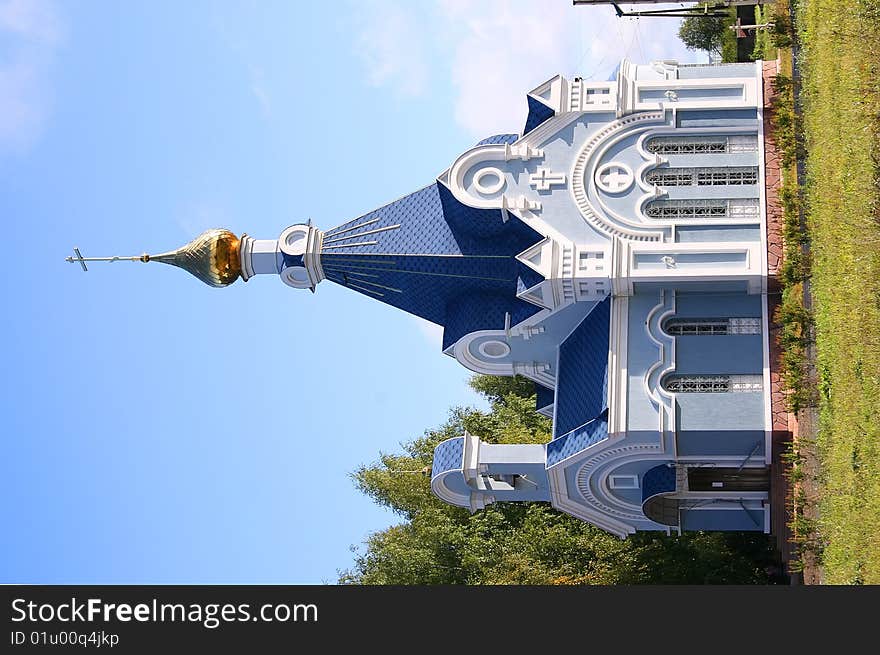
[478,340,510,359]
[594,162,634,194]
[473,167,506,195]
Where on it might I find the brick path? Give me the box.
[763,58,797,577]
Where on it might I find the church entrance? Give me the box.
[687,467,770,492]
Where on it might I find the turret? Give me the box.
[431,434,551,513]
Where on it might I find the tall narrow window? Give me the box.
[645,134,758,154]
[645,200,726,219]
[663,374,763,393]
[646,136,726,154]
[645,167,758,188]
[644,198,759,219]
[663,317,761,335]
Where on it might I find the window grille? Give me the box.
[644,198,760,219]
[646,134,758,155]
[696,168,757,185]
[646,167,758,188]
[663,374,763,393]
[645,200,727,218]
[663,317,761,336]
[646,137,726,154]
[664,375,731,393]
[665,320,729,336]
[645,170,695,187]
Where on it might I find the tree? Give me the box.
[339,375,781,584]
[678,14,729,56]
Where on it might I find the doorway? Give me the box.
[687,466,770,492]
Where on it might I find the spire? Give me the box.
[66,228,243,288]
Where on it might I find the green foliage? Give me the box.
[748,4,790,60]
[678,14,729,56]
[797,0,880,583]
[721,16,739,63]
[770,63,815,418]
[770,5,793,48]
[341,374,780,585]
[771,73,802,169]
[751,6,773,61]
[774,284,815,414]
[468,373,535,403]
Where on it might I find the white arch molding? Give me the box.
[569,111,667,242]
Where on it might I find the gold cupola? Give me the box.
[141,228,242,287]
[66,228,243,287]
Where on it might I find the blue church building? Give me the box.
[84,59,774,536]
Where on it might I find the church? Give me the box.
[78,59,774,536]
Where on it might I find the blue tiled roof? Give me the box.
[553,296,611,438]
[431,437,465,478]
[321,182,545,346]
[323,183,540,255]
[476,133,520,146]
[516,262,544,292]
[546,415,608,468]
[641,463,676,504]
[524,95,555,135]
[439,183,540,245]
[442,292,539,351]
[322,184,455,256]
[535,384,554,411]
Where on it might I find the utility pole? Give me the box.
[572,1,763,19]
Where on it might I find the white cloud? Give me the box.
[0,0,63,152]
[350,0,429,98]
[436,0,577,137]
[437,0,700,138]
[350,0,699,139]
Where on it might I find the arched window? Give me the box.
[662,374,763,393]
[645,134,758,155]
[645,167,758,187]
[663,317,761,335]
[644,198,759,219]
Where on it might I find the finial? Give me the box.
[65,247,149,271]
[65,229,242,287]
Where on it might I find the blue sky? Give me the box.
[0,1,697,583]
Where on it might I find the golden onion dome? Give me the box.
[143,228,241,287]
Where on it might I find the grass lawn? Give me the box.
[796,0,880,583]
